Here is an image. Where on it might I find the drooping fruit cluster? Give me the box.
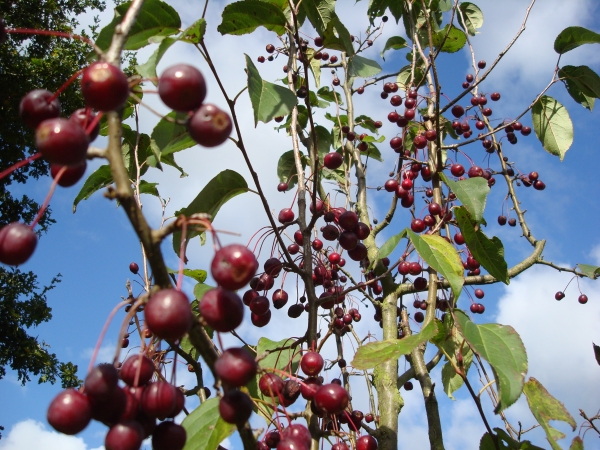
[47,355,186,450]
[157,64,232,147]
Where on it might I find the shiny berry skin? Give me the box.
[35,118,89,165]
[272,289,289,309]
[145,289,192,341]
[19,89,61,129]
[215,347,258,387]
[277,182,289,192]
[199,287,244,332]
[301,351,324,376]
[81,62,130,111]
[491,92,501,101]
[451,105,465,118]
[69,108,100,142]
[158,64,207,112]
[188,103,233,147]
[51,160,87,187]
[152,422,187,450]
[84,363,119,398]
[281,424,311,449]
[450,163,465,177]
[0,222,38,266]
[579,294,588,304]
[105,421,144,450]
[356,435,378,450]
[219,390,253,424]
[555,291,565,301]
[141,381,179,419]
[211,244,258,290]
[251,309,272,327]
[259,373,285,397]
[47,388,92,435]
[324,152,343,170]
[120,355,154,386]
[314,383,349,414]
[129,262,139,274]
[278,208,295,224]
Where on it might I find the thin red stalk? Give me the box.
[177,219,188,291]
[30,166,65,229]
[49,68,84,103]
[86,111,103,135]
[0,152,42,181]
[86,300,130,376]
[6,28,95,46]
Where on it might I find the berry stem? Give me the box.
[6,27,96,47]
[48,68,84,103]
[86,111,104,135]
[0,152,42,181]
[86,300,130,377]
[29,166,65,230]
[176,218,187,291]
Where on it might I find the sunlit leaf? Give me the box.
[440,173,490,223]
[72,165,113,212]
[377,229,408,260]
[217,0,287,35]
[531,96,573,161]
[457,2,484,36]
[407,231,464,300]
[182,397,235,450]
[348,55,382,78]
[577,263,600,279]
[439,326,473,400]
[300,0,335,35]
[352,320,440,370]
[554,26,600,54]
[523,378,576,450]
[245,55,298,126]
[455,310,527,412]
[455,207,509,284]
[322,14,354,55]
[433,25,467,53]
[380,36,408,60]
[277,150,305,191]
[166,267,207,283]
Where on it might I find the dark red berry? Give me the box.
[188,103,232,147]
[36,118,89,166]
[579,294,588,304]
[19,89,61,129]
[0,222,38,266]
[81,62,130,111]
[105,421,144,450]
[145,289,192,341]
[301,351,324,376]
[211,244,258,290]
[219,390,253,424]
[152,421,187,450]
[51,161,87,187]
[47,388,92,435]
[158,64,207,112]
[120,355,154,387]
[314,384,349,414]
[324,152,343,170]
[199,287,244,332]
[215,347,258,387]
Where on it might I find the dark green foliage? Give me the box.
[0,0,104,385]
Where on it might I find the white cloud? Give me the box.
[0,420,89,450]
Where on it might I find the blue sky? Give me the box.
[1,0,600,449]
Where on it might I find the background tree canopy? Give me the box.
[0,0,105,388]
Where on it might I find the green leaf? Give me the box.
[137,181,159,197]
[531,96,573,161]
[433,24,467,53]
[151,111,196,156]
[577,263,600,279]
[194,283,214,302]
[362,143,383,162]
[300,0,335,35]
[180,18,207,44]
[455,207,509,284]
[321,167,346,185]
[135,36,177,83]
[317,86,343,104]
[173,170,249,255]
[377,229,408,260]
[308,126,332,159]
[166,267,207,283]
[360,135,385,144]
[569,437,584,450]
[554,26,600,54]
[355,115,380,134]
[322,14,355,55]
[182,397,235,450]
[95,0,181,51]
[440,173,490,223]
[245,55,298,126]
[348,55,382,78]
[559,65,600,111]
[407,231,464,300]
[73,165,113,212]
[352,320,441,370]
[380,36,408,60]
[308,90,329,108]
[306,48,321,88]
[277,150,305,190]
[396,64,426,90]
[454,310,527,412]
[217,0,288,36]
[457,2,484,36]
[367,0,403,24]
[480,429,545,450]
[523,378,576,450]
[439,326,473,400]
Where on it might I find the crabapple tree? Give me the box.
[3,0,600,449]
